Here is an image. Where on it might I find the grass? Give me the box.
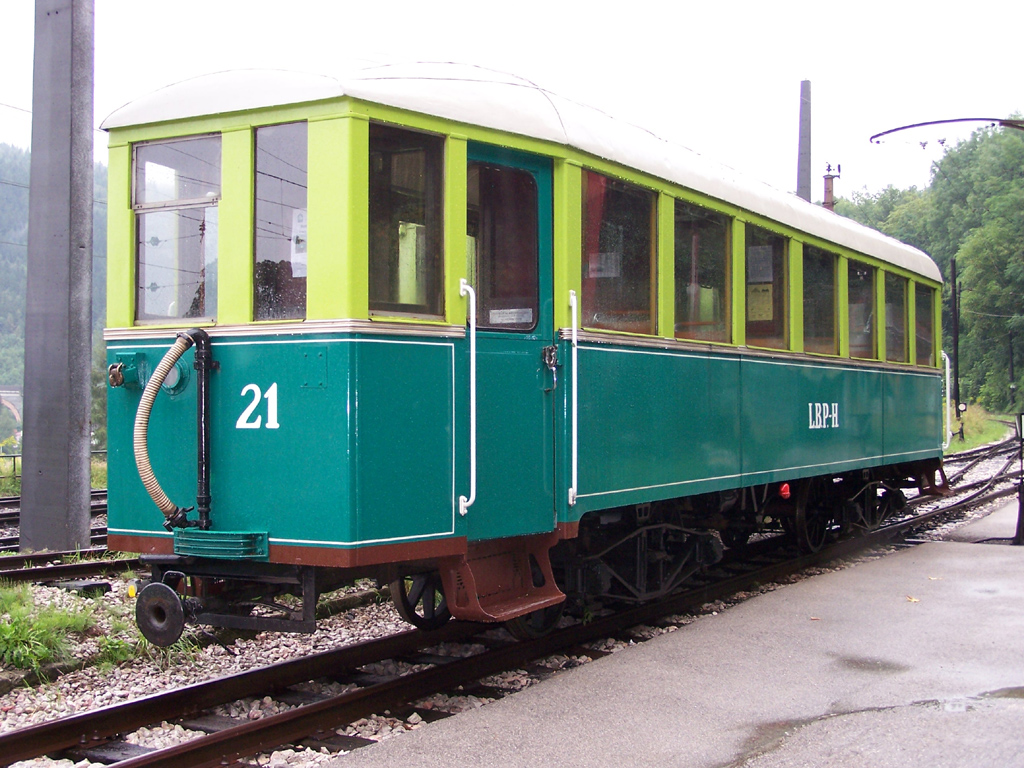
[0,456,18,496]
[95,636,142,670]
[0,456,107,496]
[946,404,1011,454]
[0,583,97,672]
[90,456,107,489]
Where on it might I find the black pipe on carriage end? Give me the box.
[183,328,214,531]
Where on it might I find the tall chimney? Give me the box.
[796,80,811,201]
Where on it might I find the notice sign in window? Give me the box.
[747,284,774,321]
[746,245,774,284]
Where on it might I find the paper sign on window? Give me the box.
[747,284,774,321]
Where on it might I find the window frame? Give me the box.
[367,122,446,320]
[744,223,789,350]
[673,199,732,344]
[252,121,309,322]
[580,169,658,335]
[132,134,222,325]
[467,161,541,333]
[914,284,936,367]
[847,260,877,360]
[885,272,910,364]
[802,245,838,356]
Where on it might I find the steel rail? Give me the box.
[0,528,106,553]
[0,489,107,508]
[944,437,1016,463]
[0,500,108,527]
[0,556,142,583]
[0,547,108,569]
[0,621,482,767]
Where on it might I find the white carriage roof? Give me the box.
[103,63,941,282]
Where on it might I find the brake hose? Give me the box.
[133,332,196,530]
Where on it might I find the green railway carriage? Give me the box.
[103,64,946,644]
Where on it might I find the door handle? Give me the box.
[542,345,558,392]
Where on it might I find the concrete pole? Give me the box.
[796,80,811,202]
[20,0,94,552]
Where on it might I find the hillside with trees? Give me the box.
[836,122,1024,412]
[0,143,107,443]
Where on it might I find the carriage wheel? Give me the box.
[389,572,451,631]
[794,480,832,554]
[861,487,885,530]
[505,601,565,640]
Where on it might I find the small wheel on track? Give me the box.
[136,581,185,647]
[505,601,565,641]
[794,480,832,554]
[390,572,451,631]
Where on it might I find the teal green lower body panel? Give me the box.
[106,332,459,556]
[569,344,941,518]
[468,334,555,542]
[574,346,742,508]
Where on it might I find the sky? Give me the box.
[0,0,1021,200]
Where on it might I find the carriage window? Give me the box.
[803,246,837,355]
[885,272,909,363]
[915,285,935,366]
[467,163,539,331]
[254,122,307,320]
[581,171,656,334]
[675,201,730,343]
[745,225,787,349]
[368,124,444,317]
[134,136,221,323]
[848,261,876,359]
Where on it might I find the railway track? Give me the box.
[0,490,108,526]
[0,462,1015,768]
[0,550,140,583]
[0,527,106,554]
[0,488,107,508]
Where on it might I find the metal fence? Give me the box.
[0,451,107,483]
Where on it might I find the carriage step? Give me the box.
[439,531,565,623]
[918,463,952,497]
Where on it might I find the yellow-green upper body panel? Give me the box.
[104,63,941,369]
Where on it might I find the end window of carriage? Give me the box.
[254,122,308,321]
[581,171,656,334]
[744,225,787,350]
[133,135,221,324]
[803,246,838,355]
[915,285,935,366]
[675,201,730,343]
[368,124,444,318]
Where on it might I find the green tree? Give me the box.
[836,122,1024,412]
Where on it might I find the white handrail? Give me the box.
[942,350,952,451]
[569,290,578,506]
[459,279,477,516]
